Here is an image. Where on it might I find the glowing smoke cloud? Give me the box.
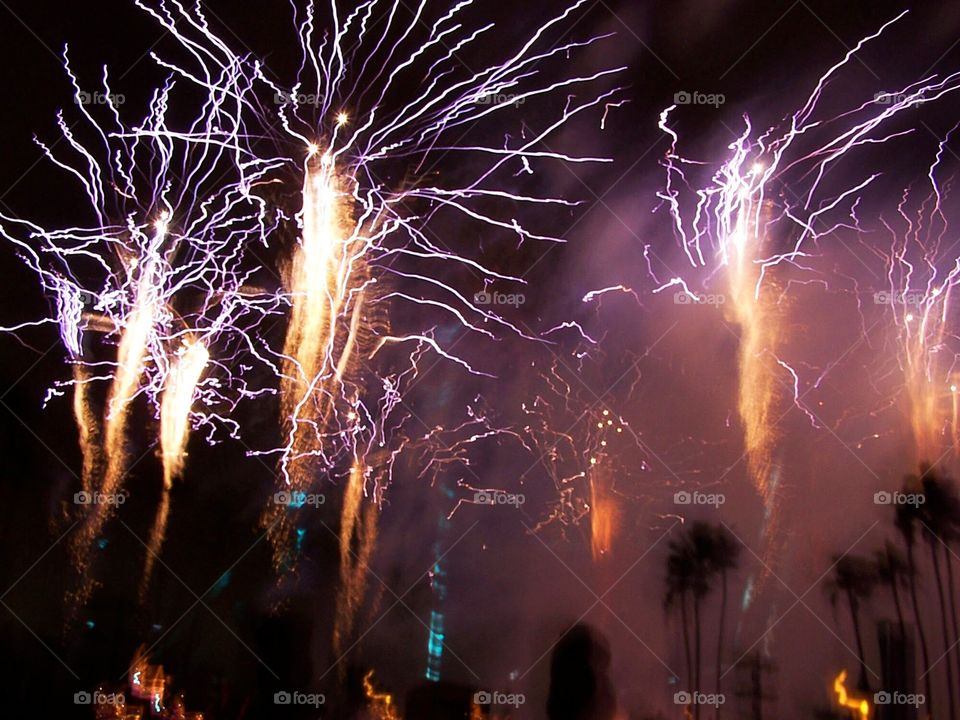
[653,11,960,592]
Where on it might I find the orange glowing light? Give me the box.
[589,458,619,561]
[363,670,399,720]
[333,462,379,661]
[833,670,870,720]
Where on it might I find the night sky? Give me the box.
[2,2,960,719]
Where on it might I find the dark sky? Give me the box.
[2,2,960,719]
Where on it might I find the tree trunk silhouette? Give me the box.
[715,568,728,720]
[846,589,869,693]
[694,594,702,720]
[890,571,906,641]
[945,545,960,698]
[931,543,957,720]
[905,540,934,719]
[681,593,693,701]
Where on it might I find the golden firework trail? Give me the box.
[588,448,621,562]
[363,670,400,720]
[142,337,209,591]
[268,125,376,569]
[589,473,619,562]
[101,219,166,505]
[159,339,209,490]
[719,182,787,581]
[73,222,167,603]
[658,149,787,582]
[879,145,960,467]
[333,460,380,661]
[902,300,952,463]
[72,363,101,495]
[587,416,626,562]
[280,137,360,483]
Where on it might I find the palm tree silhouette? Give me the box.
[708,525,740,720]
[873,541,911,641]
[824,553,876,693]
[687,522,717,716]
[665,521,740,720]
[894,474,935,719]
[917,465,960,720]
[665,530,699,712]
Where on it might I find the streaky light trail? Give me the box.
[653,10,960,593]
[0,49,284,603]
[0,0,625,655]
[129,0,625,635]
